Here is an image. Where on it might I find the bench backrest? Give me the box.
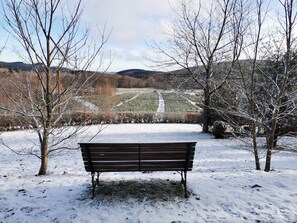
[80,142,196,172]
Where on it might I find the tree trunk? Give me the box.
[264,135,273,172]
[38,64,52,176]
[38,134,49,175]
[252,135,261,170]
[264,119,277,172]
[251,123,261,170]
[254,149,261,170]
[202,91,211,133]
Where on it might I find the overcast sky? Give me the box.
[0,0,174,72]
[0,0,285,72]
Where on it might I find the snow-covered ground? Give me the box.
[0,124,297,222]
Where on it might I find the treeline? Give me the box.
[0,67,170,92]
[92,73,168,89]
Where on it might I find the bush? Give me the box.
[185,112,203,124]
[0,115,31,131]
[212,121,229,139]
[0,111,203,131]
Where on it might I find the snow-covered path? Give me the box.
[182,95,201,110]
[156,91,165,113]
[115,93,140,107]
[0,124,297,222]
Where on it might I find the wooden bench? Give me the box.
[79,142,196,198]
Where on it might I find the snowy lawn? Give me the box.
[0,124,297,222]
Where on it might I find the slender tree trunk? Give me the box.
[252,123,261,170]
[264,116,278,172]
[38,61,52,175]
[38,133,49,175]
[249,87,261,170]
[38,108,52,175]
[202,90,211,133]
[264,134,273,172]
[251,118,261,171]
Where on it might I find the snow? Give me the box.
[0,124,297,222]
[116,88,155,95]
[156,91,165,113]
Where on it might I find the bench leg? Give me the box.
[180,171,188,198]
[91,172,100,198]
[91,173,95,198]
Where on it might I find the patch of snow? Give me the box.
[116,88,155,95]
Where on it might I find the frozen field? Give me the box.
[0,124,297,222]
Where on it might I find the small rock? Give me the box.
[18,189,26,193]
[251,184,262,189]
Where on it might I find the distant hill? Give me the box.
[0,61,35,71]
[0,61,73,73]
[0,62,162,78]
[116,69,163,78]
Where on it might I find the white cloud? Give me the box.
[78,0,176,71]
[82,0,173,44]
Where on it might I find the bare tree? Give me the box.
[1,0,109,175]
[0,43,6,55]
[152,0,245,132]
[213,0,297,171]
[263,0,297,171]
[212,0,267,170]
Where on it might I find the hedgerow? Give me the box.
[0,111,202,131]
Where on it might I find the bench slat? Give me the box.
[140,144,195,152]
[82,151,194,161]
[82,153,139,161]
[81,146,195,154]
[81,147,194,154]
[141,151,194,160]
[84,166,193,172]
[81,147,139,153]
[84,160,193,171]
[85,166,140,172]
